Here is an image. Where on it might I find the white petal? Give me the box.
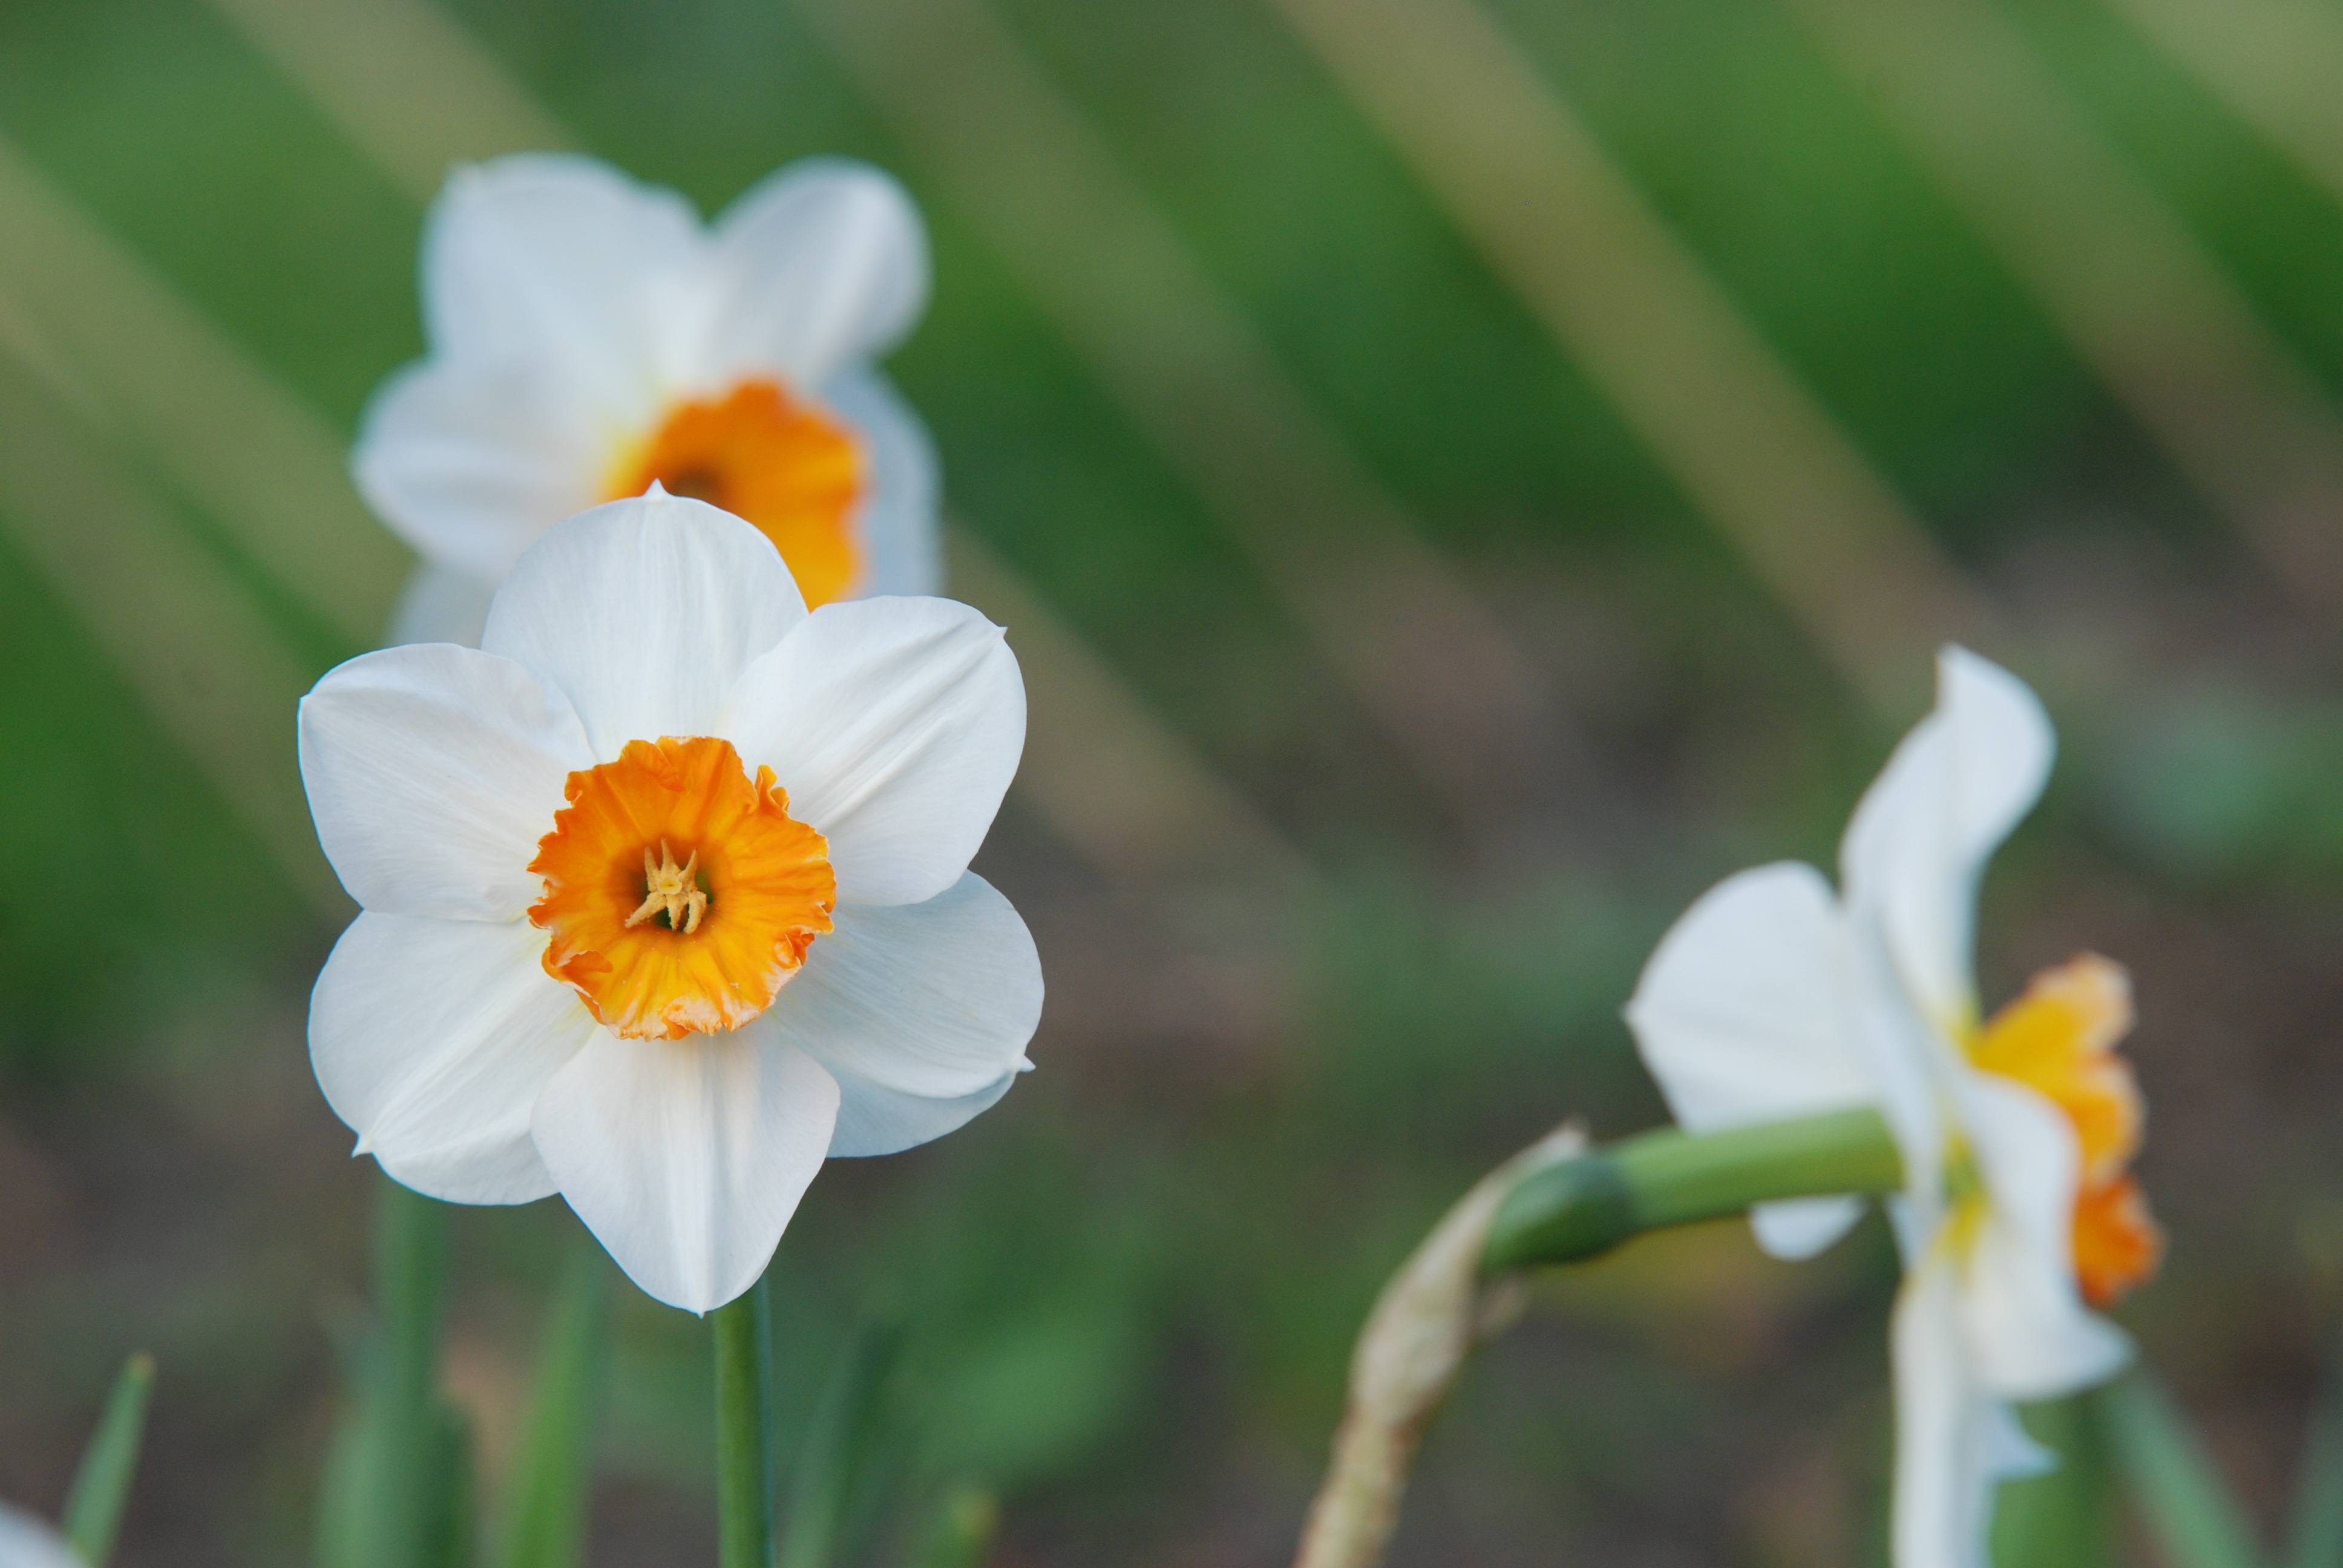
[353,358,602,584]
[423,154,705,426]
[387,562,499,650]
[828,1062,1023,1158]
[1955,1074,2134,1398]
[1980,1402,2057,1480]
[822,367,942,599]
[1751,1196,1868,1260]
[1628,862,1870,1126]
[1891,1259,2011,1568]
[1841,648,2054,1035]
[768,872,1041,1105]
[1626,862,1875,1258]
[705,159,929,391]
[1846,921,1959,1236]
[310,913,596,1204]
[530,1031,840,1313]
[721,598,1024,905]
[299,644,594,920]
[482,492,808,760]
[0,1506,79,1568]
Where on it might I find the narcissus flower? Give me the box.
[357,153,939,647]
[1627,648,2159,1568]
[299,492,1038,1312]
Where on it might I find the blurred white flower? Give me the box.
[358,153,940,647]
[1627,647,2160,1568]
[299,491,1038,1313]
[0,1506,77,1568]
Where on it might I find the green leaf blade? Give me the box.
[496,1241,608,1568]
[2098,1370,2266,1568]
[60,1352,156,1568]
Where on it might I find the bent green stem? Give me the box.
[713,1276,775,1568]
[1483,1105,1903,1273]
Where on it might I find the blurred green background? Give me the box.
[3,0,2343,1561]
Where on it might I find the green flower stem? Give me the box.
[713,1276,775,1568]
[1483,1106,1904,1272]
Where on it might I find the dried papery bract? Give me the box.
[1294,1125,1584,1568]
[1293,1106,1912,1568]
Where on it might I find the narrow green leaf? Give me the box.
[312,1385,378,1568]
[778,1315,905,1568]
[315,1175,462,1568]
[59,1353,155,1568]
[2286,1368,2343,1568]
[496,1240,608,1568]
[423,1401,476,1568]
[2098,1369,2264,1568]
[906,1484,997,1568]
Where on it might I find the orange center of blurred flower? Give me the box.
[528,736,836,1041]
[1968,953,2164,1307]
[608,380,865,608]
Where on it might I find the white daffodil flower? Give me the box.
[0,1506,78,1568]
[357,152,940,648]
[1626,647,2161,1568]
[298,491,1039,1313]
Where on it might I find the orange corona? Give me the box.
[608,380,865,607]
[1969,953,2164,1306]
[529,736,836,1040]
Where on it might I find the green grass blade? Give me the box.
[59,1353,156,1567]
[424,1402,476,1568]
[905,1484,998,1568]
[315,1176,462,1568]
[2097,1369,2264,1568]
[496,1241,608,1568]
[778,1315,906,1568]
[2286,1373,2343,1568]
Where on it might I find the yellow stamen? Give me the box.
[625,839,707,933]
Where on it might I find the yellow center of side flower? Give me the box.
[1966,953,2164,1307]
[606,380,866,608]
[528,736,836,1041]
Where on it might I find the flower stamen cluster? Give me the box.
[628,840,709,933]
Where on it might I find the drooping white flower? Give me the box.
[0,1506,78,1568]
[299,491,1038,1313]
[357,152,940,647]
[1626,647,2161,1568]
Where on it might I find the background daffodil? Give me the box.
[1627,647,2158,1568]
[355,153,939,647]
[297,491,1038,1313]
